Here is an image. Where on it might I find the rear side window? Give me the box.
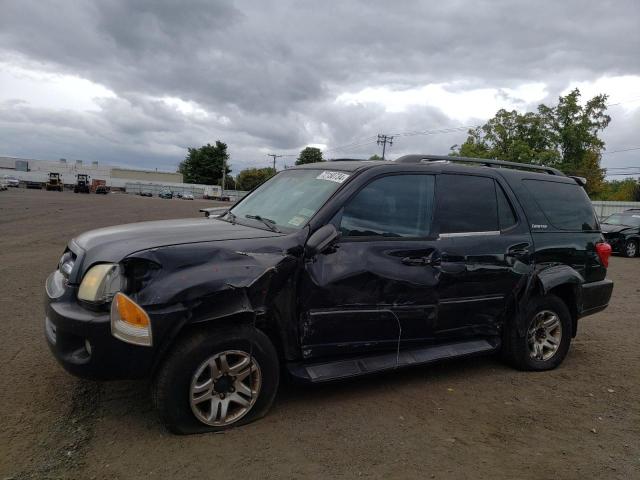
[340,175,435,238]
[436,175,499,233]
[496,183,517,230]
[523,179,597,231]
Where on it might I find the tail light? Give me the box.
[596,242,612,268]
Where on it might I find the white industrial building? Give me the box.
[0,156,247,200]
[0,156,183,187]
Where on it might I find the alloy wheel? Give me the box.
[626,241,637,257]
[527,310,562,361]
[190,350,261,426]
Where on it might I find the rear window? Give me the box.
[523,179,597,231]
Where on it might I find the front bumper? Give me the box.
[579,279,614,318]
[44,272,178,380]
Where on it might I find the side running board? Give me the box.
[287,339,498,383]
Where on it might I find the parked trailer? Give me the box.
[203,185,230,201]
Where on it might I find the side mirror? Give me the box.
[200,207,228,218]
[306,224,339,256]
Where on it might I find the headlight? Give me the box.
[58,251,75,278]
[78,263,125,303]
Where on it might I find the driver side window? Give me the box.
[340,174,435,238]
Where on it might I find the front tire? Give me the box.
[503,295,572,371]
[152,325,279,434]
[624,239,638,258]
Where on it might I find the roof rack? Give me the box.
[327,158,369,162]
[394,154,564,176]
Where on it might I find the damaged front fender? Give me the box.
[124,232,306,362]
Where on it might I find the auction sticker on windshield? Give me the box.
[316,171,350,183]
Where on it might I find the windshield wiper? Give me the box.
[245,214,280,233]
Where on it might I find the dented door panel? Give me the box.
[299,240,440,359]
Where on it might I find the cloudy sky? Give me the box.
[1,0,639,176]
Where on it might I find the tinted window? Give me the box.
[340,175,435,238]
[496,183,517,230]
[231,169,346,230]
[436,175,498,233]
[523,180,597,231]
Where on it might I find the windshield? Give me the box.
[603,213,640,227]
[229,169,350,230]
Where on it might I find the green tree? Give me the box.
[451,89,610,196]
[368,154,383,160]
[596,179,640,201]
[296,146,324,165]
[224,175,237,190]
[236,167,276,191]
[453,110,559,165]
[178,141,231,185]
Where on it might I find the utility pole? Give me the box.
[221,156,226,194]
[266,153,282,172]
[377,134,394,160]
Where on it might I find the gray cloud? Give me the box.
[0,0,639,173]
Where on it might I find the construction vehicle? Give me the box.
[45,173,64,192]
[74,174,91,193]
[91,179,106,193]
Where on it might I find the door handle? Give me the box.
[401,255,441,266]
[506,245,530,258]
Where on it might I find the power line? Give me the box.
[324,140,378,155]
[607,96,640,107]
[391,125,479,137]
[322,136,378,154]
[603,147,640,154]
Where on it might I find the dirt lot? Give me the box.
[1,188,638,479]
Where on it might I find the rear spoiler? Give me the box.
[569,176,587,187]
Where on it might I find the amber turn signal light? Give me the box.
[110,292,152,346]
[114,292,149,327]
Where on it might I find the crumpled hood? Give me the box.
[601,223,634,234]
[68,218,283,283]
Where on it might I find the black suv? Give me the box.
[601,209,640,257]
[45,155,613,434]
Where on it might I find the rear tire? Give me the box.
[623,239,638,258]
[152,325,279,434]
[503,295,572,371]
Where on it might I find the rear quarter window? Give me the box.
[523,179,597,231]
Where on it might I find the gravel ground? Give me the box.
[1,188,638,480]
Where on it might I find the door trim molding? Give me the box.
[439,230,500,238]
